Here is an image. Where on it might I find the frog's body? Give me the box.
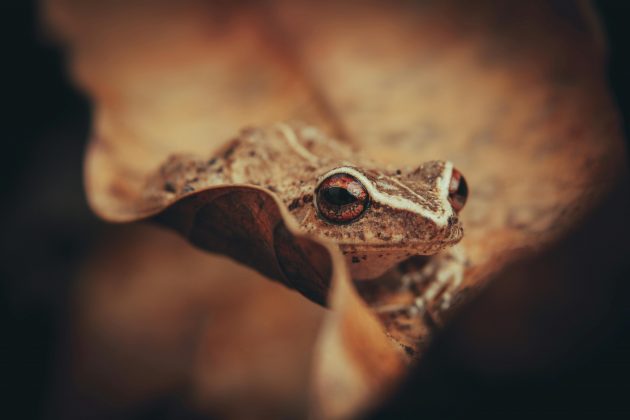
[148,123,467,319]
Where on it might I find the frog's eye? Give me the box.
[315,173,370,224]
[448,168,468,212]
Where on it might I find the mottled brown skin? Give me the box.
[146,123,464,280]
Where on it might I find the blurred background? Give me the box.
[2,1,630,419]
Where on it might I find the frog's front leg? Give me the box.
[401,244,468,325]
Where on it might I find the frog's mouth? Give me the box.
[339,241,458,280]
[337,237,462,257]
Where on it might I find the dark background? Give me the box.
[1,1,629,419]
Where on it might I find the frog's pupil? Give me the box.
[323,187,357,206]
[455,175,468,199]
[448,168,468,211]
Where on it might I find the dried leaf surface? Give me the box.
[45,0,626,418]
[72,225,324,418]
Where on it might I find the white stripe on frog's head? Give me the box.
[276,123,320,165]
[314,164,456,227]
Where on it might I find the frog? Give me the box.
[147,122,468,330]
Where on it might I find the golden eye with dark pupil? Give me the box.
[448,167,468,212]
[315,173,369,224]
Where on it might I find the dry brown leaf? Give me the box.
[44,0,627,418]
[71,225,324,419]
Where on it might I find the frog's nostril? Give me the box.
[448,168,468,212]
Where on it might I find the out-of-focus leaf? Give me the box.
[70,225,325,419]
[44,0,627,418]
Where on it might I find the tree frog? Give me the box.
[149,123,468,330]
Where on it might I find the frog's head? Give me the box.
[147,123,467,283]
[296,161,468,279]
